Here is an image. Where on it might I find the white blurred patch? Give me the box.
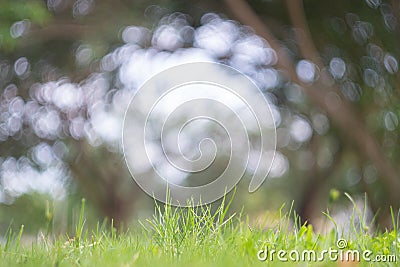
[194,19,238,58]
[90,111,122,143]
[290,116,313,143]
[0,157,68,201]
[52,83,83,111]
[329,57,346,79]
[384,111,398,131]
[384,54,398,74]
[296,60,316,83]
[14,57,30,77]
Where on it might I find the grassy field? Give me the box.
[0,196,399,267]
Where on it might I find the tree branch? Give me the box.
[285,0,321,64]
[224,0,400,204]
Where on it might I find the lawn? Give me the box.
[1,196,399,267]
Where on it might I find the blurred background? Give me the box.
[0,0,399,235]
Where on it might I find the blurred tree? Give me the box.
[1,0,400,230]
[224,0,400,227]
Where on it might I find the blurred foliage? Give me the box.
[0,0,400,232]
[0,193,52,234]
[0,0,50,50]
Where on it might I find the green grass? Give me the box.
[0,196,399,267]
